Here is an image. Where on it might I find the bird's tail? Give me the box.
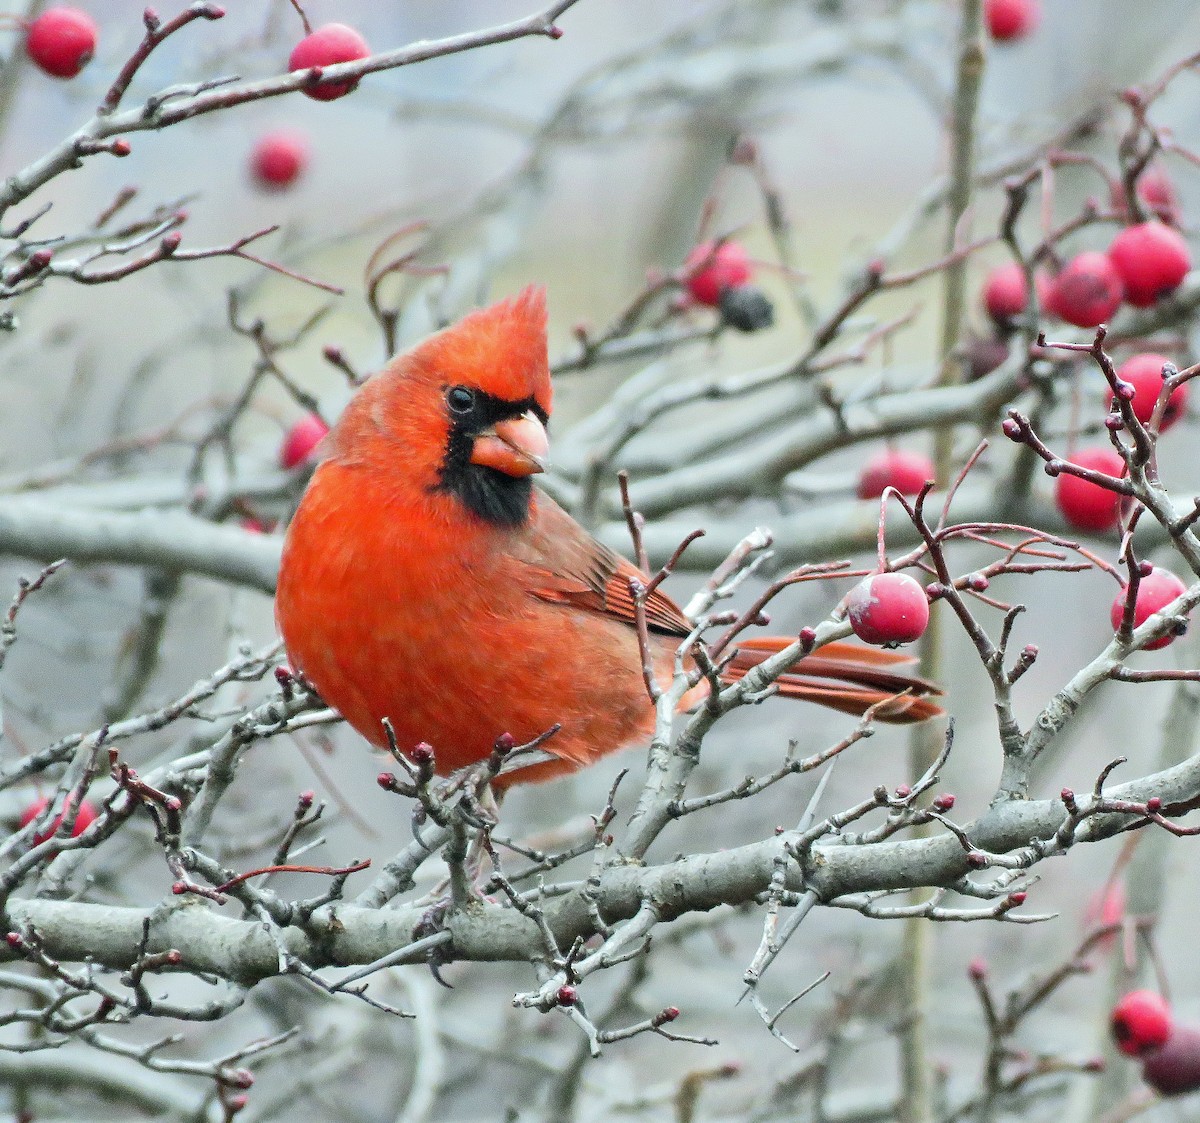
[717,636,943,723]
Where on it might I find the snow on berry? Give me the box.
[26,7,97,78]
[857,448,934,499]
[1108,222,1191,308]
[1110,566,1189,651]
[288,23,370,101]
[1113,353,1188,430]
[845,573,930,646]
[684,241,753,307]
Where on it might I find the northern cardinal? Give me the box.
[275,287,941,786]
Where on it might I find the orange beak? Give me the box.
[469,411,549,478]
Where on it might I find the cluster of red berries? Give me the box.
[982,221,1191,334]
[1111,990,1200,1096]
[683,241,775,333]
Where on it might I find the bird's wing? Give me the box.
[516,490,693,637]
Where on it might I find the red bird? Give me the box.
[275,288,941,786]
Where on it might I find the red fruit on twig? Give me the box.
[1111,566,1189,651]
[984,0,1040,41]
[1053,447,1125,532]
[1112,990,1173,1057]
[982,262,1031,324]
[845,573,930,646]
[1108,222,1191,308]
[857,448,935,499]
[1112,165,1181,227]
[280,414,330,469]
[289,23,370,101]
[684,242,752,307]
[1113,353,1188,430]
[1046,252,1124,328]
[251,130,309,189]
[26,7,97,78]
[19,796,98,845]
[1142,1023,1200,1096]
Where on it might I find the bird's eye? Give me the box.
[446,386,475,415]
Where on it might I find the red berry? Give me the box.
[409,742,435,766]
[251,130,309,189]
[279,413,329,469]
[1053,447,1124,532]
[1111,990,1173,1057]
[1137,166,1180,226]
[984,0,1039,41]
[1143,1023,1200,1096]
[684,242,752,307]
[1113,353,1188,430]
[1112,165,1181,226]
[1111,566,1189,651]
[288,23,369,102]
[856,448,934,500]
[26,7,97,78]
[19,796,97,845]
[1108,222,1191,308]
[982,263,1030,323]
[1046,252,1124,327]
[845,573,930,646]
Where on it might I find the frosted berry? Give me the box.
[1053,447,1124,532]
[251,130,309,189]
[845,573,930,646]
[1111,566,1189,651]
[1108,222,1191,308]
[718,285,774,332]
[1046,253,1124,327]
[288,23,369,102]
[1143,1023,1200,1096]
[279,413,329,469]
[26,7,97,78]
[19,796,97,845]
[1111,990,1173,1057]
[684,242,752,307]
[857,448,934,499]
[1113,353,1188,430]
[984,0,1039,41]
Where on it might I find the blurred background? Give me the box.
[5,1,1200,1120]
